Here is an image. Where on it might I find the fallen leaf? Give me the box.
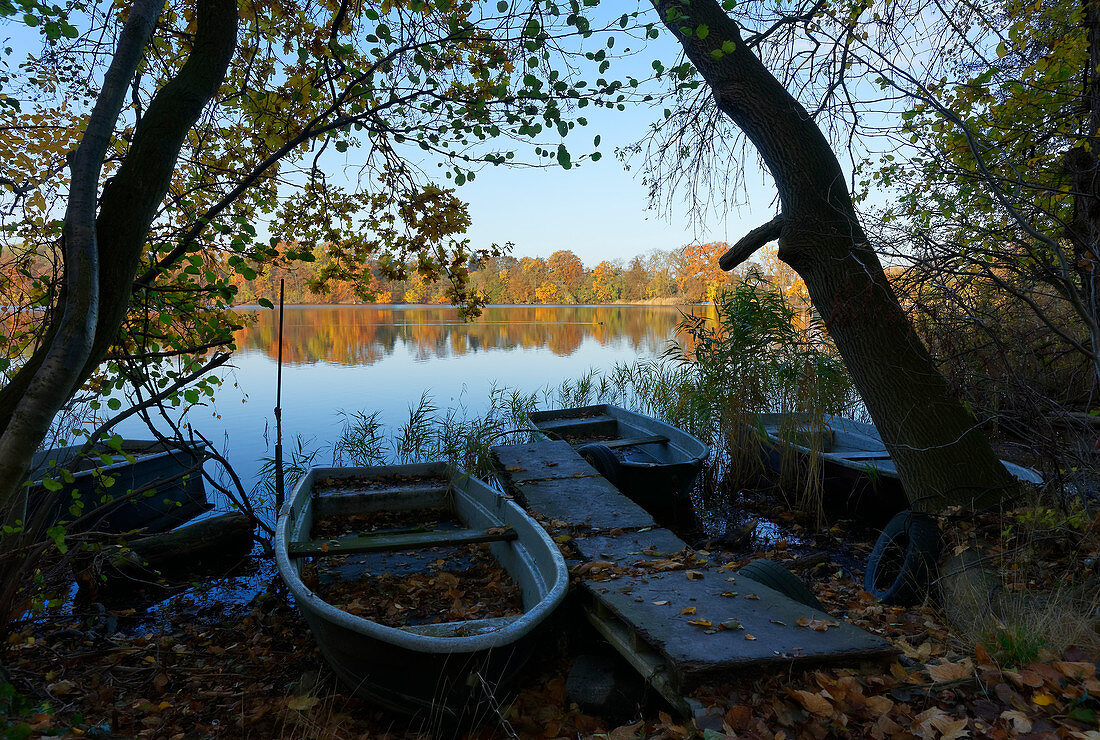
[864,695,893,715]
[686,570,704,580]
[720,592,738,598]
[573,560,615,575]
[999,710,1031,733]
[744,592,760,600]
[680,606,697,615]
[688,619,713,627]
[1031,691,1057,707]
[744,634,756,640]
[607,720,644,740]
[287,695,319,711]
[47,680,75,696]
[1053,661,1095,679]
[790,689,832,717]
[652,600,670,606]
[927,658,973,683]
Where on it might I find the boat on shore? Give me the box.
[757,413,1043,519]
[528,404,709,525]
[274,462,568,721]
[25,439,210,535]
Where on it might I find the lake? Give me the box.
[113,304,703,502]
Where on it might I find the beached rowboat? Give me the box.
[26,439,210,535]
[528,404,708,525]
[275,463,568,720]
[757,413,1043,519]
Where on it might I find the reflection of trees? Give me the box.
[234,305,700,365]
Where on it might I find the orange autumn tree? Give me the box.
[546,249,586,302]
[591,260,622,303]
[677,241,736,303]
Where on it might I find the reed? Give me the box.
[668,271,859,527]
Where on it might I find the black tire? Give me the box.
[577,443,622,489]
[738,558,824,611]
[864,510,941,605]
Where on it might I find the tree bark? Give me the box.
[0,0,239,516]
[653,0,1018,512]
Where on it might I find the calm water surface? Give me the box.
[115,304,699,496]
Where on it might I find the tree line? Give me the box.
[228,240,771,306]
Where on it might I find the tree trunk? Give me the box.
[653,0,1018,513]
[0,0,239,517]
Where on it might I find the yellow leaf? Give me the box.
[287,695,319,711]
[680,606,696,615]
[687,619,712,627]
[1032,692,1057,706]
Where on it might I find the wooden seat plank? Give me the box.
[600,434,669,449]
[290,526,515,557]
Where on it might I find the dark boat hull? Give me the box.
[758,413,1043,522]
[26,440,210,535]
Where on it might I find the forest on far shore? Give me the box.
[228,241,777,306]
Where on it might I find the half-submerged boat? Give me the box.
[275,463,568,720]
[25,439,210,535]
[528,404,709,525]
[757,413,1043,519]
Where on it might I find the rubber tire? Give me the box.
[577,443,622,489]
[738,559,824,611]
[864,510,941,606]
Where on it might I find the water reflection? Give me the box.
[234,304,703,366]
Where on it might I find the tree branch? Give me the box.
[719,214,784,271]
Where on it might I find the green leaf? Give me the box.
[496,0,507,10]
[41,477,62,492]
[107,398,121,411]
[556,144,572,169]
[696,24,709,39]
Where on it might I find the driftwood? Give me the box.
[86,512,254,587]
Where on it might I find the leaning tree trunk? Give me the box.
[0,0,239,520]
[653,0,1018,513]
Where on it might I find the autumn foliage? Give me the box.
[229,241,792,307]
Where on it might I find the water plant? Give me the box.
[669,270,860,525]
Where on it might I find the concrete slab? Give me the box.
[574,528,689,563]
[492,441,598,484]
[583,570,894,690]
[512,477,656,531]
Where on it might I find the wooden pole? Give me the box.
[274,279,285,512]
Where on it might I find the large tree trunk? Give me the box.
[653,0,1018,513]
[0,0,239,518]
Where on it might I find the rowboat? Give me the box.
[528,404,709,525]
[25,439,210,535]
[274,463,568,720]
[757,413,1043,518]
